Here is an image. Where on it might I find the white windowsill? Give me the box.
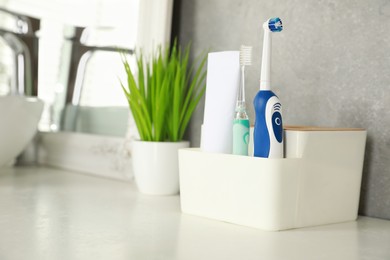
[38,131,134,181]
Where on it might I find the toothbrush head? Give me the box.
[264,17,283,32]
[240,45,252,66]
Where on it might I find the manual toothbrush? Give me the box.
[233,45,252,155]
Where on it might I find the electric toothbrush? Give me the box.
[253,17,283,158]
[233,45,252,155]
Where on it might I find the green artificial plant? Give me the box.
[121,42,207,142]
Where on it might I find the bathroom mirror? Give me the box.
[0,0,174,138]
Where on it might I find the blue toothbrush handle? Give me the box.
[233,119,250,155]
[253,90,283,158]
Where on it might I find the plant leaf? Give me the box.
[119,40,207,142]
[180,52,207,127]
[179,82,206,140]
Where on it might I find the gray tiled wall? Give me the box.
[176,0,390,219]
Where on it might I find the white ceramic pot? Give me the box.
[132,140,190,195]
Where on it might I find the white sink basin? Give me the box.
[0,96,43,167]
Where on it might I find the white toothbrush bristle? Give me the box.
[240,45,252,66]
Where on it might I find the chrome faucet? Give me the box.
[0,8,40,165]
[60,26,133,131]
[0,8,39,96]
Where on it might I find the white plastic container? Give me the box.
[179,127,367,231]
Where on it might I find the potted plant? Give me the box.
[121,42,207,195]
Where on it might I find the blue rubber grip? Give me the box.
[253,90,282,157]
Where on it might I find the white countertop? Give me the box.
[1,167,389,260]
